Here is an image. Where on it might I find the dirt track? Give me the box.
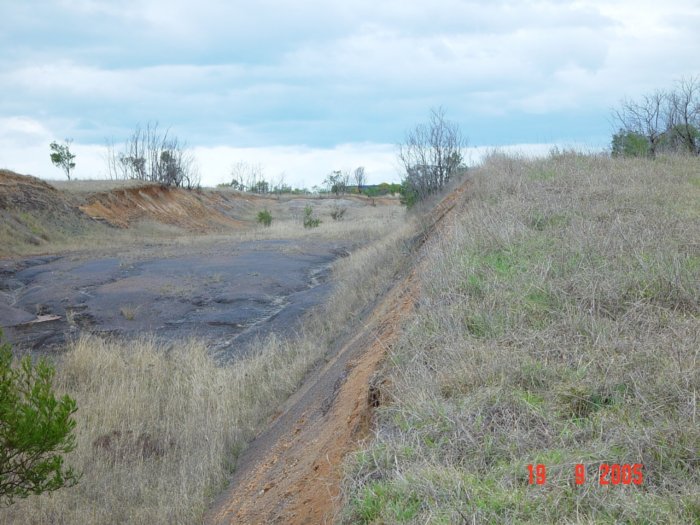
[206,180,470,524]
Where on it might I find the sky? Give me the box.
[1,0,699,188]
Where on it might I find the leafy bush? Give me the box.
[303,205,321,228]
[0,329,79,505]
[257,209,273,227]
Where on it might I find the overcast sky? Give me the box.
[1,0,698,187]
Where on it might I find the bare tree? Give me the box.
[668,77,700,154]
[353,166,366,193]
[229,161,267,192]
[106,122,199,188]
[613,91,671,157]
[271,172,289,200]
[398,107,466,204]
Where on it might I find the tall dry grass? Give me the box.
[340,153,699,524]
[0,208,415,524]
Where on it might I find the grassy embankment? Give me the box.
[0,203,415,524]
[340,153,699,524]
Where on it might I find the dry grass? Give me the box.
[0,207,415,524]
[340,153,700,524]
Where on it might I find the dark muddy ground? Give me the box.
[0,239,350,360]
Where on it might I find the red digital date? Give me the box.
[527,463,644,485]
[599,463,643,485]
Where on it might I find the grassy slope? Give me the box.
[341,154,699,524]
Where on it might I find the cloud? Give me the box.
[1,0,698,161]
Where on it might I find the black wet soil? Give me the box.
[0,239,350,359]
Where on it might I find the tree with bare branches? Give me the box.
[611,77,700,157]
[353,166,366,193]
[667,77,700,154]
[612,91,670,157]
[398,107,466,206]
[106,122,199,188]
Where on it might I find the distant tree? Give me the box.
[611,130,650,157]
[667,77,700,154]
[271,172,291,200]
[324,170,349,196]
[49,140,76,180]
[353,166,366,193]
[106,123,199,188]
[398,107,466,206]
[230,161,267,192]
[0,329,79,505]
[659,124,700,154]
[612,91,670,157]
[611,78,700,158]
[250,180,269,194]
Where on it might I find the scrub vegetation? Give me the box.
[340,152,699,524]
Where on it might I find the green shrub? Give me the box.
[0,329,79,505]
[257,209,273,227]
[303,205,321,228]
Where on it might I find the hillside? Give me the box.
[339,153,699,524]
[0,169,103,254]
[1,155,697,524]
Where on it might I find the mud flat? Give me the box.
[0,238,351,359]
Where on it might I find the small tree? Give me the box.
[353,166,366,193]
[398,107,466,206]
[302,205,321,228]
[49,140,76,180]
[257,209,273,227]
[324,170,350,196]
[0,329,79,505]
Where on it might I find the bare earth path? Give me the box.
[206,181,470,524]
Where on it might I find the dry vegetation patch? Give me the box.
[0,204,414,524]
[340,154,699,524]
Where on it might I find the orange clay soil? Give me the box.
[80,185,247,231]
[205,179,470,525]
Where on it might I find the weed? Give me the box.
[330,206,347,221]
[119,305,138,320]
[257,209,272,227]
[302,205,321,228]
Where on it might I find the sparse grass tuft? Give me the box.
[119,305,139,320]
[340,154,700,524]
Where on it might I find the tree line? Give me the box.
[611,77,700,157]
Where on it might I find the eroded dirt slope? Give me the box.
[0,169,95,250]
[79,186,248,230]
[206,179,471,524]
